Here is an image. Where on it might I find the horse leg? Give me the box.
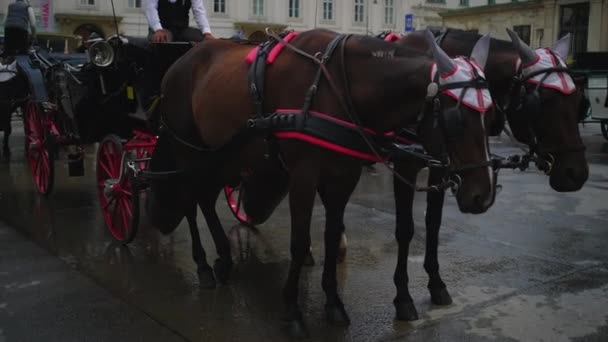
[393,162,420,321]
[282,161,320,338]
[185,206,216,289]
[318,170,360,326]
[424,168,452,305]
[1,108,10,161]
[198,187,233,285]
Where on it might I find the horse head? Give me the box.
[506,29,588,192]
[415,31,497,214]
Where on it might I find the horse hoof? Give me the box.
[430,288,453,306]
[303,251,315,267]
[394,301,419,321]
[325,303,351,326]
[283,319,309,339]
[213,258,233,285]
[197,267,216,289]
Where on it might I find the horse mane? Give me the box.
[443,28,515,53]
[350,34,432,59]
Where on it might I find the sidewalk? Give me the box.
[0,221,184,342]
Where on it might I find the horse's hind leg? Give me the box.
[424,168,452,305]
[199,187,233,285]
[318,168,361,326]
[186,207,216,289]
[1,109,11,161]
[392,161,421,321]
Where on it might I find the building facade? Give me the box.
[1,0,604,56]
[440,0,608,55]
[0,0,461,39]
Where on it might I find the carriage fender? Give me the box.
[15,55,48,103]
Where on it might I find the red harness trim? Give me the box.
[271,109,414,162]
[275,132,384,162]
[245,32,300,65]
[384,33,401,42]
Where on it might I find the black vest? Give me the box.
[4,1,30,31]
[158,0,191,31]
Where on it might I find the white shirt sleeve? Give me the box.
[191,0,212,34]
[145,0,163,32]
[27,6,36,34]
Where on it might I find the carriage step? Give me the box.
[67,153,84,177]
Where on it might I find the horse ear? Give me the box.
[470,34,491,70]
[506,28,537,65]
[425,28,456,76]
[552,33,571,61]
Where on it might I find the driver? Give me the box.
[3,0,37,55]
[145,0,214,43]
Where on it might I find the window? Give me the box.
[513,25,531,45]
[128,0,141,8]
[213,0,226,13]
[322,0,334,21]
[80,0,95,5]
[459,0,469,6]
[0,14,4,34]
[384,0,395,25]
[354,0,365,23]
[252,0,264,17]
[487,0,495,5]
[427,0,446,4]
[289,0,301,19]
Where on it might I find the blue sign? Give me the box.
[405,14,414,32]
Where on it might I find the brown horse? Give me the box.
[147,28,497,336]
[369,28,590,321]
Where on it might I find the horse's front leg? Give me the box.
[282,159,320,338]
[198,185,233,285]
[1,109,11,161]
[185,206,216,289]
[318,167,361,326]
[424,168,452,305]
[393,161,421,321]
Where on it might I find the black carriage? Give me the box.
[17,34,193,242]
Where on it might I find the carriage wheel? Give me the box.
[97,134,139,244]
[224,184,253,227]
[24,101,55,195]
[601,121,608,141]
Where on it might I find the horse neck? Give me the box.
[342,51,432,132]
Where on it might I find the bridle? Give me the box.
[265,29,495,194]
[506,49,586,174]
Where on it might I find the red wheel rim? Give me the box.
[97,138,134,241]
[224,185,251,225]
[24,102,52,194]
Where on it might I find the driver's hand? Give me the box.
[153,29,169,43]
[203,33,215,40]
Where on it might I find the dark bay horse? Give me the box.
[367,28,590,321]
[148,28,497,335]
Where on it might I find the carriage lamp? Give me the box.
[88,41,115,67]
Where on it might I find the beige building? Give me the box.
[440,0,608,56]
[0,0,465,39]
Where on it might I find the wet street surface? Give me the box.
[1,120,608,341]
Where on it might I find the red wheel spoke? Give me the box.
[103,147,117,174]
[98,160,114,179]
